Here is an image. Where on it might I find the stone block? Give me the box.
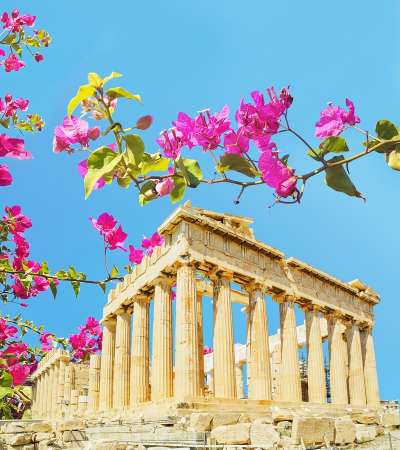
[90,444,128,450]
[352,411,380,424]
[250,423,280,448]
[252,416,273,425]
[28,422,53,433]
[382,411,400,427]
[212,413,240,428]
[58,419,86,431]
[334,416,356,445]
[276,420,292,437]
[1,422,27,433]
[3,432,32,445]
[291,415,334,445]
[33,432,55,442]
[62,430,87,442]
[211,423,251,444]
[189,413,213,432]
[130,424,156,433]
[272,410,293,423]
[37,440,57,450]
[355,424,377,443]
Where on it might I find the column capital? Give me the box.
[300,302,325,314]
[175,257,196,270]
[359,321,374,332]
[153,274,175,288]
[246,281,270,295]
[208,267,234,282]
[115,307,130,316]
[100,316,117,326]
[272,292,297,304]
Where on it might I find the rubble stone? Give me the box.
[291,415,334,445]
[212,413,240,428]
[382,411,400,427]
[352,411,380,424]
[28,422,53,433]
[211,423,251,444]
[3,432,32,445]
[189,413,213,431]
[33,432,55,442]
[250,423,280,448]
[58,419,86,431]
[355,424,377,443]
[334,416,356,445]
[62,430,87,442]
[1,422,27,433]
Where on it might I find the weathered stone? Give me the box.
[334,416,356,445]
[28,422,53,433]
[189,412,213,431]
[1,422,27,433]
[352,411,380,424]
[212,413,240,428]
[381,411,400,427]
[62,430,87,442]
[90,443,128,450]
[130,424,155,433]
[33,432,55,442]
[272,410,293,423]
[250,423,279,448]
[355,424,377,443]
[291,415,334,445]
[58,419,86,431]
[3,432,32,445]
[252,415,273,424]
[276,420,292,437]
[211,423,251,444]
[37,440,57,450]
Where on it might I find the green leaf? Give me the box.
[139,180,157,206]
[176,157,203,187]
[140,153,170,175]
[387,149,400,171]
[325,156,363,198]
[111,266,119,277]
[102,72,122,86]
[117,176,132,188]
[49,280,57,299]
[98,282,106,294]
[0,386,13,400]
[67,84,95,117]
[84,147,123,199]
[124,134,145,167]
[308,136,349,161]
[0,371,12,388]
[375,120,399,140]
[106,87,141,102]
[217,153,259,178]
[0,118,10,129]
[71,281,80,298]
[170,176,186,204]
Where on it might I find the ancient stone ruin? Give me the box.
[3,204,399,449]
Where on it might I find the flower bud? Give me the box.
[136,115,153,130]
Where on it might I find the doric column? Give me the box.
[235,364,244,399]
[361,325,380,406]
[197,292,205,395]
[63,364,74,415]
[52,362,60,418]
[151,278,173,401]
[347,322,366,406]
[213,272,236,399]
[247,285,272,400]
[277,295,302,402]
[304,305,327,403]
[113,309,131,409]
[130,296,150,406]
[45,367,53,418]
[328,313,349,404]
[57,358,67,417]
[88,354,101,412]
[34,375,40,418]
[99,318,116,411]
[174,262,201,399]
[70,389,78,415]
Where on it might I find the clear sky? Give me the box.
[2,0,399,400]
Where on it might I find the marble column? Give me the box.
[151,278,173,401]
[247,286,272,400]
[361,325,380,406]
[34,375,41,418]
[70,389,78,414]
[278,295,302,402]
[63,364,74,415]
[213,272,236,399]
[113,309,131,409]
[46,367,54,418]
[99,318,116,411]
[235,364,245,399]
[52,362,60,418]
[328,313,349,404]
[57,359,67,417]
[197,292,205,395]
[88,354,101,412]
[130,296,150,406]
[174,262,201,398]
[305,306,327,403]
[347,322,367,406]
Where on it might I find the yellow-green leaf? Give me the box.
[106,87,141,102]
[67,84,95,117]
[388,149,400,171]
[88,72,102,87]
[325,156,363,198]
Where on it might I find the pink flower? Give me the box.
[155,178,174,196]
[315,98,360,139]
[136,115,153,130]
[40,333,54,352]
[0,94,29,117]
[141,232,165,256]
[223,128,249,155]
[8,363,30,385]
[1,10,36,32]
[90,213,128,251]
[157,128,185,159]
[4,205,32,233]
[2,342,28,358]
[12,233,30,260]
[105,225,128,251]
[77,159,105,190]
[172,112,195,146]
[90,213,117,236]
[53,116,100,153]
[0,134,31,160]
[258,145,297,198]
[0,164,12,186]
[128,245,144,264]
[203,346,213,355]
[0,49,5,57]
[191,106,230,151]
[0,318,18,340]
[33,275,49,292]
[83,317,101,335]
[34,53,43,62]
[2,53,25,72]
[69,317,102,361]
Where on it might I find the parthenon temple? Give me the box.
[30,203,381,420]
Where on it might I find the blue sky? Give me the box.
[2,0,399,400]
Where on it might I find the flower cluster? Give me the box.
[315,98,360,139]
[68,317,102,361]
[53,116,100,154]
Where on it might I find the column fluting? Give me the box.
[99,318,116,411]
[347,322,367,406]
[113,310,131,409]
[361,325,380,406]
[88,354,101,412]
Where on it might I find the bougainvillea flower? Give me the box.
[53,116,100,153]
[155,178,174,196]
[90,213,117,236]
[191,106,231,151]
[2,53,25,72]
[40,332,54,352]
[69,316,102,361]
[77,159,105,190]
[34,53,44,63]
[203,346,213,355]
[33,275,50,292]
[0,95,29,117]
[8,363,30,386]
[157,128,186,159]
[223,128,249,155]
[1,10,36,32]
[0,164,12,186]
[0,49,5,57]
[141,232,165,255]
[12,233,30,260]
[0,134,31,160]
[128,245,144,264]
[315,98,360,138]
[2,342,28,358]
[105,225,128,251]
[172,112,195,146]
[0,318,18,340]
[4,205,32,233]
[83,317,101,335]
